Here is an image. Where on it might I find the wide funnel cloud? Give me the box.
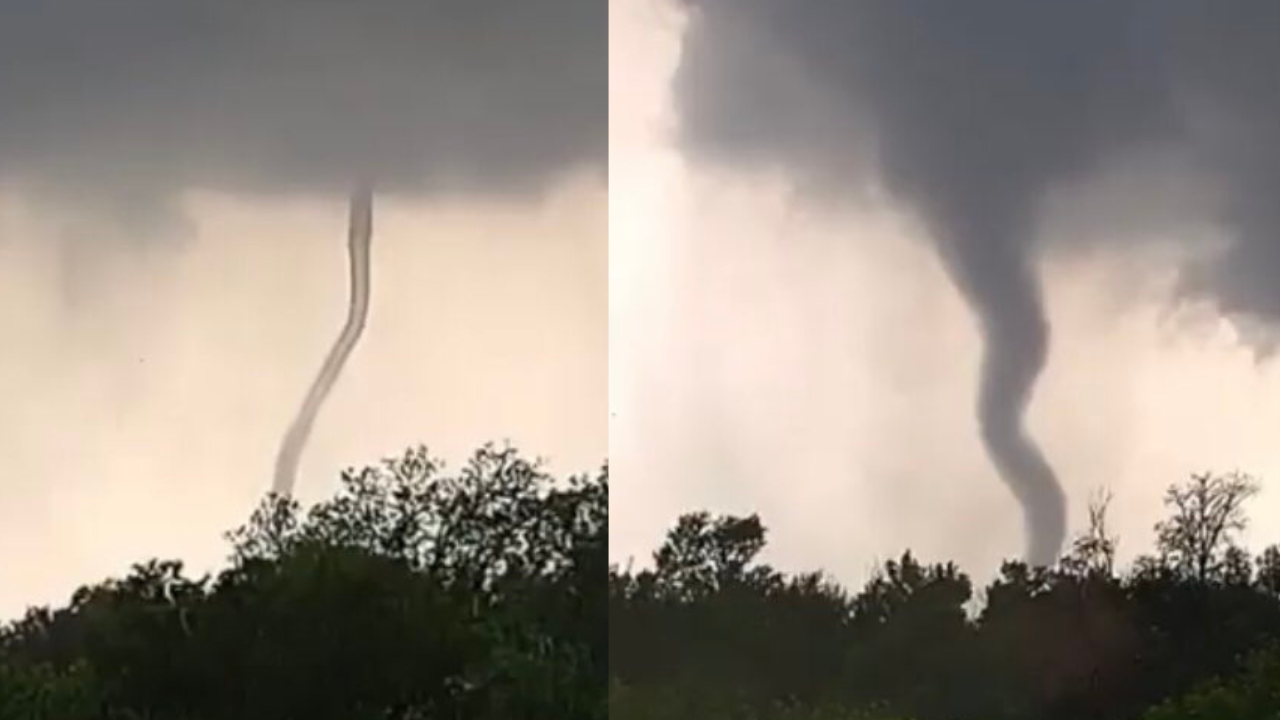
[0,0,604,207]
[672,0,1280,565]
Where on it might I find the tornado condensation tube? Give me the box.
[273,186,374,496]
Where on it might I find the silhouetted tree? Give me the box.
[1254,545,1280,598]
[1062,487,1118,578]
[652,512,773,599]
[1155,471,1259,583]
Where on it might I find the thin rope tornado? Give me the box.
[273,186,373,496]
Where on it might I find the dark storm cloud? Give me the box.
[0,0,605,204]
[672,0,1280,565]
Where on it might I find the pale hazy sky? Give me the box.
[0,182,605,618]
[609,0,1280,586]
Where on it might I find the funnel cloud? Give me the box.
[273,187,373,497]
[672,0,1280,565]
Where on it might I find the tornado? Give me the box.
[671,0,1280,570]
[273,186,374,496]
[929,205,1066,568]
[977,306,1065,569]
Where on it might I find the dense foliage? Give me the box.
[0,444,607,720]
[8,454,1277,719]
[610,473,1280,720]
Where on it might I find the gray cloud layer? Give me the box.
[673,0,1280,565]
[0,0,605,204]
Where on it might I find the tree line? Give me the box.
[5,455,1277,719]
[609,471,1280,720]
[0,444,607,720]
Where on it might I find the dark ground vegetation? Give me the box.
[0,444,606,720]
[610,472,1280,720]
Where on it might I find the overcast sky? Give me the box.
[0,1,605,620]
[609,0,1280,586]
